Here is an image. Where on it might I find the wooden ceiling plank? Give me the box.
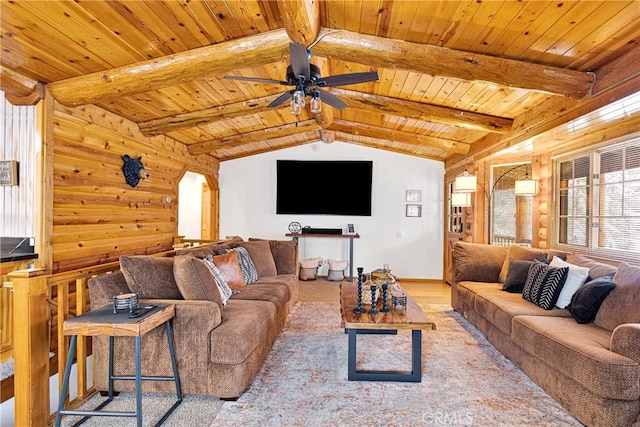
[48,29,291,107]
[188,119,319,153]
[592,45,640,96]
[216,130,318,161]
[329,119,470,154]
[312,28,593,98]
[277,0,321,45]
[331,88,512,133]
[337,132,447,162]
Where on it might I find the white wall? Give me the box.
[219,141,444,280]
[178,171,207,239]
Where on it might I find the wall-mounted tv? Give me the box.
[276,160,373,216]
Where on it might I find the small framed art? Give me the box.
[406,204,422,217]
[405,190,421,202]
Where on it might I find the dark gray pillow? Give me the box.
[502,259,535,293]
[569,276,616,324]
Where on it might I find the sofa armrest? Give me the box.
[452,242,507,284]
[610,323,640,363]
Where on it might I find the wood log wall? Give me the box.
[51,103,219,273]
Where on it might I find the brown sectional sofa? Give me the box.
[87,236,298,399]
[452,242,640,427]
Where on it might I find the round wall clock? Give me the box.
[288,221,302,234]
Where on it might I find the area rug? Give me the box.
[211,301,582,426]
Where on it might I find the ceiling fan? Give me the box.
[224,43,379,114]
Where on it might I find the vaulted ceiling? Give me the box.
[1,1,639,164]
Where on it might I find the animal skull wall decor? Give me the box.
[122,154,149,188]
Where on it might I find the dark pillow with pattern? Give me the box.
[568,275,616,324]
[502,259,536,293]
[522,260,569,310]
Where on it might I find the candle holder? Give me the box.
[370,285,378,315]
[381,283,390,312]
[353,267,365,313]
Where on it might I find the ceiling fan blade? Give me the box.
[268,91,294,108]
[316,71,379,87]
[289,43,310,81]
[316,89,348,110]
[224,75,290,85]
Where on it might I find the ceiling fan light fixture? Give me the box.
[310,91,322,114]
[293,90,305,107]
[290,98,302,115]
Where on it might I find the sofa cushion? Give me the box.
[566,253,618,279]
[568,276,616,324]
[475,290,571,336]
[88,271,131,309]
[119,256,183,299]
[512,315,640,400]
[212,251,245,291]
[253,274,297,301]
[522,261,569,310]
[209,299,277,365]
[453,242,507,284]
[499,245,548,283]
[250,238,298,275]
[173,255,223,307]
[239,240,278,277]
[502,259,535,293]
[550,256,590,309]
[595,263,640,331]
[231,283,289,311]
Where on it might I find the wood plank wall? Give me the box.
[51,103,219,273]
[0,91,37,237]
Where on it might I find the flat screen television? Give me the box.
[276,160,373,216]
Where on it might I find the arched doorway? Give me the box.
[177,171,218,240]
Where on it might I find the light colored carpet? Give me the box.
[61,280,582,426]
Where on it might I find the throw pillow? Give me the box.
[249,238,298,275]
[522,260,569,310]
[502,259,535,293]
[202,256,233,305]
[594,263,640,331]
[499,245,548,283]
[568,276,616,324]
[550,256,590,309]
[120,256,183,299]
[238,241,278,277]
[173,255,223,307]
[212,251,245,291]
[223,247,259,285]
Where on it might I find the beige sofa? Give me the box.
[88,237,298,399]
[452,242,640,427]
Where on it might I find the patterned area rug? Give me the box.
[212,301,582,426]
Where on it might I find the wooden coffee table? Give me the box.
[340,281,436,382]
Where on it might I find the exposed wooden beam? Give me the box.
[592,44,640,96]
[217,131,319,161]
[445,74,640,170]
[0,65,43,106]
[48,29,290,107]
[336,133,446,162]
[188,120,319,154]
[137,94,278,137]
[331,88,512,133]
[318,128,335,143]
[277,0,320,46]
[328,119,470,154]
[312,29,593,98]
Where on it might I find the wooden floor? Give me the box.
[401,280,452,306]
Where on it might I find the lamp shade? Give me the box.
[454,172,477,193]
[451,192,472,207]
[514,178,538,195]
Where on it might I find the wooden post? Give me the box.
[9,268,49,426]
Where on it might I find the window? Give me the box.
[491,164,532,246]
[556,135,640,262]
[448,182,464,233]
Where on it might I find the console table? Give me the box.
[286,233,360,281]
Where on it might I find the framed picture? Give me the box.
[405,190,421,202]
[406,204,422,217]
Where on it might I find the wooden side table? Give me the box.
[54,304,182,427]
